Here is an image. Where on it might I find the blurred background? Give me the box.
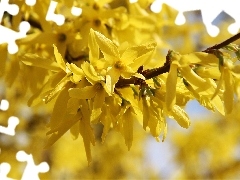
[1,0,240,179]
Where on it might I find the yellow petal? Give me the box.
[142,97,150,130]
[120,48,137,65]
[180,66,209,88]
[165,63,178,110]
[162,120,167,142]
[43,75,70,103]
[45,114,79,148]
[91,89,105,122]
[180,52,219,66]
[53,44,66,71]
[88,29,99,63]
[78,100,95,164]
[49,86,69,129]
[223,69,234,114]
[81,62,103,84]
[67,63,84,83]
[106,67,121,93]
[70,121,80,140]
[28,72,65,106]
[67,97,79,115]
[123,107,134,150]
[130,41,157,70]
[100,107,112,142]
[20,53,61,72]
[93,30,119,63]
[169,105,190,128]
[211,95,225,116]
[194,66,221,79]
[69,86,96,99]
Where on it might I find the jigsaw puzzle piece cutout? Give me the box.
[0,163,16,180]
[0,116,19,136]
[46,0,82,25]
[0,0,19,23]
[25,0,37,6]
[0,21,30,54]
[46,0,65,26]
[71,6,82,16]
[150,0,240,37]
[16,151,49,180]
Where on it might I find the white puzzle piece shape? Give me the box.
[16,151,49,180]
[151,0,240,37]
[0,0,19,23]
[0,116,19,136]
[0,163,16,180]
[25,0,37,6]
[46,0,65,26]
[0,21,30,54]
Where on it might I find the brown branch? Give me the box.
[203,32,240,52]
[115,51,171,88]
[116,33,240,88]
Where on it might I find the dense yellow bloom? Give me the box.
[90,29,156,93]
[3,0,240,172]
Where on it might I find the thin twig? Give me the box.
[116,32,240,88]
[115,51,171,88]
[203,32,240,52]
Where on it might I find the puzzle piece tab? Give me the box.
[0,116,19,136]
[0,163,15,180]
[46,0,82,25]
[151,0,240,37]
[0,0,19,23]
[16,151,49,180]
[25,0,37,6]
[0,21,30,54]
[46,0,65,26]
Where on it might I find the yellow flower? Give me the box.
[90,29,156,93]
[211,58,237,114]
[69,62,111,122]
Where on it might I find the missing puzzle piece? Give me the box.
[0,21,30,54]
[0,0,34,54]
[16,151,49,180]
[0,116,19,136]
[0,163,15,180]
[0,0,19,22]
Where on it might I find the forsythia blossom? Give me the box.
[5,0,239,164]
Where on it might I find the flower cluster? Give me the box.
[1,0,240,164]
